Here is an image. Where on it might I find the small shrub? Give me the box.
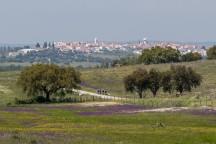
[14,98,34,104]
[34,96,47,103]
[6,102,12,106]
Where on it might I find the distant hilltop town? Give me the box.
[54,40,207,56]
[3,39,207,57]
[0,39,210,67]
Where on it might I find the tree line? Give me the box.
[17,64,202,103]
[113,45,216,67]
[112,46,203,67]
[124,65,202,98]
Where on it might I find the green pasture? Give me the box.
[0,104,215,144]
[0,61,215,143]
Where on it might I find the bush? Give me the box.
[111,56,138,67]
[181,52,202,62]
[14,98,35,104]
[14,95,81,105]
[207,45,216,59]
[34,96,47,103]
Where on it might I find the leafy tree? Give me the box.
[161,47,181,63]
[138,46,180,64]
[181,52,202,62]
[124,65,202,98]
[17,64,81,101]
[138,49,152,64]
[207,45,216,59]
[161,71,173,94]
[148,69,161,97]
[170,65,202,95]
[124,68,149,98]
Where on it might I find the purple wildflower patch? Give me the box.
[184,108,216,116]
[79,104,146,116]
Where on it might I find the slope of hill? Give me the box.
[0,60,216,106]
[81,60,216,106]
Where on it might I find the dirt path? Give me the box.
[124,107,190,113]
[74,89,126,100]
[73,90,216,115]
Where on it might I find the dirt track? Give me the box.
[2,102,216,116]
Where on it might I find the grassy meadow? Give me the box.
[0,103,215,144]
[0,71,22,105]
[1,60,216,106]
[0,60,215,143]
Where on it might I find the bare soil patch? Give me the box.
[79,104,146,116]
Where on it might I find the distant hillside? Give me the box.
[81,60,216,98]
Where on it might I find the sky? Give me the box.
[0,0,216,43]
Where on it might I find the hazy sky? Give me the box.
[0,0,216,43]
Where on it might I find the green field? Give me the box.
[0,60,216,143]
[0,103,215,144]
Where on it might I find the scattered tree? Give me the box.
[169,65,202,95]
[161,70,173,94]
[148,69,161,97]
[124,68,149,98]
[124,65,202,98]
[17,64,81,102]
[138,46,181,64]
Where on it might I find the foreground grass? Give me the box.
[0,103,215,144]
[0,60,215,143]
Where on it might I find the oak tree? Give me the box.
[17,64,81,101]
